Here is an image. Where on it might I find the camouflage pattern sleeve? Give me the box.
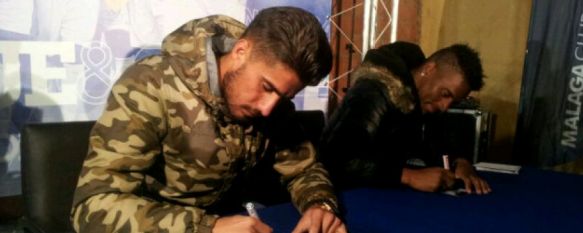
[71,60,217,233]
[273,141,339,214]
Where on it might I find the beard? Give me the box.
[220,66,241,103]
[220,64,260,123]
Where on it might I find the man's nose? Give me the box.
[258,94,280,117]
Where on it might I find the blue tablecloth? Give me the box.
[257,168,583,233]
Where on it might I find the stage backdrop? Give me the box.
[0,0,332,197]
[515,0,583,168]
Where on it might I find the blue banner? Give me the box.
[515,0,583,167]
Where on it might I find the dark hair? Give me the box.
[427,44,485,91]
[241,6,332,86]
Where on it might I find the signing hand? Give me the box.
[401,167,456,192]
[212,215,272,233]
[454,159,492,195]
[292,206,347,233]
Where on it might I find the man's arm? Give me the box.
[274,141,346,233]
[399,158,492,194]
[255,99,345,232]
[401,167,456,192]
[71,63,218,233]
[274,141,338,213]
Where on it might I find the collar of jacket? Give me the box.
[160,15,246,124]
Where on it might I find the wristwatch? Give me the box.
[309,200,340,216]
[317,201,334,213]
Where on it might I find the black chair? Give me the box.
[235,110,327,208]
[293,110,326,148]
[20,121,95,233]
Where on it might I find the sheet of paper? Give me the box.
[442,188,468,197]
[474,162,521,174]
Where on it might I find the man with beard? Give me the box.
[71,7,346,233]
[320,42,491,195]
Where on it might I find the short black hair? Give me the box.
[427,44,485,91]
[242,7,332,86]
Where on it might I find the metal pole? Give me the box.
[362,0,377,58]
[390,0,400,42]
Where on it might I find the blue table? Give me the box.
[257,168,583,233]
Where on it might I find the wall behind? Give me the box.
[420,0,532,163]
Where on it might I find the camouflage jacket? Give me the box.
[71,15,337,233]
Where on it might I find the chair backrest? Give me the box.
[234,110,327,208]
[294,110,326,148]
[20,121,95,233]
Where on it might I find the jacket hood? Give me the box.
[363,41,425,77]
[155,15,246,121]
[351,64,417,113]
[161,15,246,61]
[350,42,425,113]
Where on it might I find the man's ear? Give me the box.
[230,39,251,64]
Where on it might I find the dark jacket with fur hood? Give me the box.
[319,42,427,188]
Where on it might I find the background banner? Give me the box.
[515,0,583,168]
[0,0,332,197]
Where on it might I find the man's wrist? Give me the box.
[454,158,470,166]
[315,201,334,213]
[305,199,340,216]
[401,168,412,185]
[453,158,472,171]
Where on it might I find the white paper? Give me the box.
[474,162,521,174]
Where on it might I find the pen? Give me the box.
[244,202,260,219]
[442,155,450,170]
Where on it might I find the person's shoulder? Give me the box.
[135,54,165,68]
[178,15,246,37]
[113,55,183,93]
[349,68,416,114]
[114,55,168,81]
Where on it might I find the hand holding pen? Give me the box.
[212,202,271,233]
[244,202,260,219]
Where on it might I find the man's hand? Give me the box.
[213,215,272,233]
[292,206,347,233]
[401,167,456,192]
[454,158,492,195]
